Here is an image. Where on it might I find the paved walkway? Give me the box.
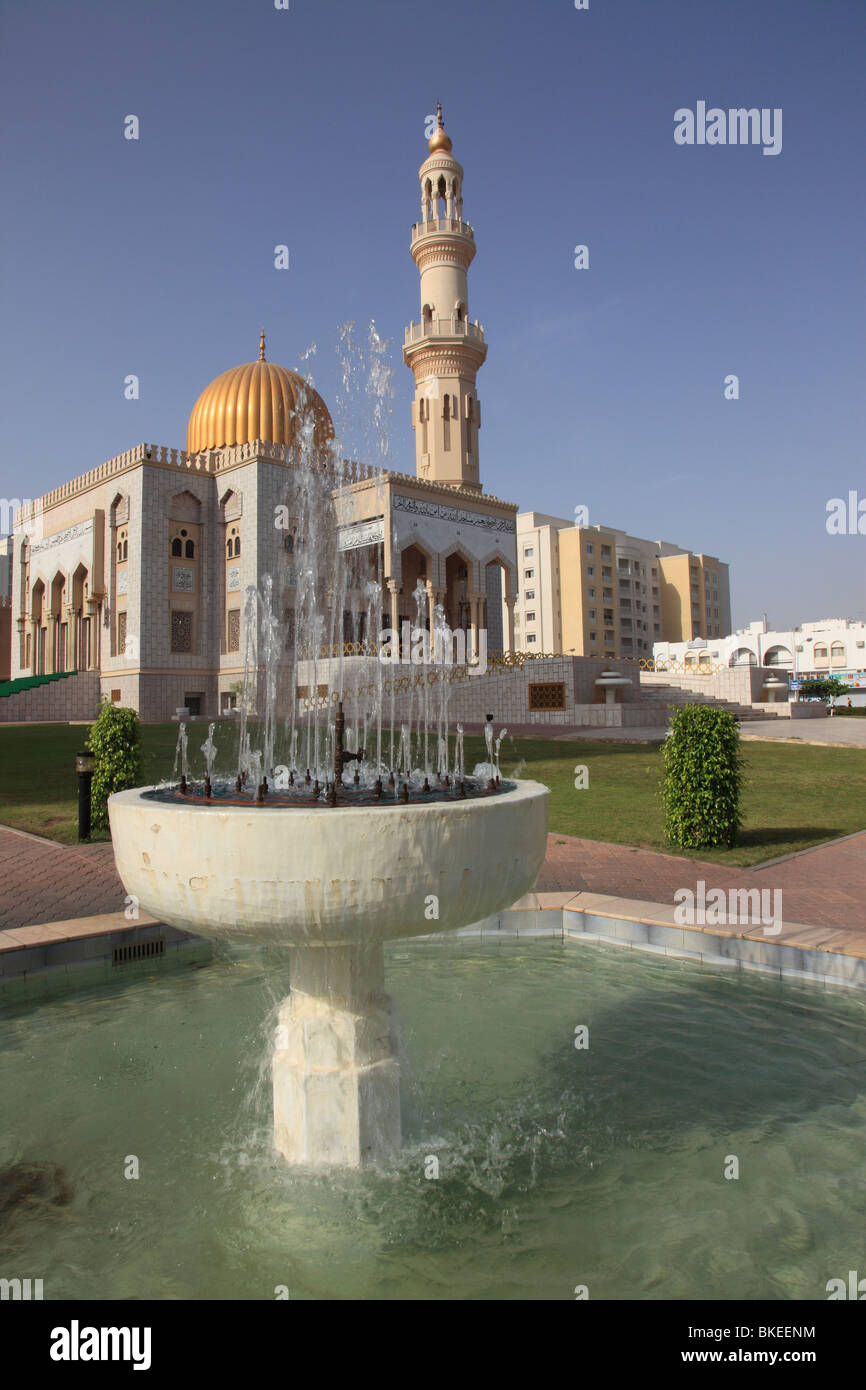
[740,717,866,749]
[1,820,864,938]
[465,718,866,748]
[537,830,866,933]
[0,828,124,933]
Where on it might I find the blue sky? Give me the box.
[1,0,863,628]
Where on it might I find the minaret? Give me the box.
[403,104,487,492]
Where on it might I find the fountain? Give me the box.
[108,325,549,1167]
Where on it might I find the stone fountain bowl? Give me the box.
[108,780,550,946]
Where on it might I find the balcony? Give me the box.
[404,316,485,346]
[411,216,475,242]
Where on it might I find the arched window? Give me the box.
[185,540,195,559]
[831,642,846,666]
[284,534,294,554]
[171,538,182,557]
[117,540,123,561]
[122,538,128,560]
[226,538,233,559]
[233,536,241,557]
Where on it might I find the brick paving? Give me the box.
[537,830,866,933]
[1,820,863,937]
[0,828,125,933]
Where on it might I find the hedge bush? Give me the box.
[86,701,142,831]
[661,705,743,849]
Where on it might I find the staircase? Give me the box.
[0,669,78,699]
[638,680,784,721]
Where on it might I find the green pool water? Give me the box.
[1,939,864,1301]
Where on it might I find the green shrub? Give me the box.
[661,705,744,849]
[86,701,142,831]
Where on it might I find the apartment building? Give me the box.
[514,514,731,659]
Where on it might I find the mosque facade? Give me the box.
[8,110,518,721]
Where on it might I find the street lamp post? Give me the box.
[75,750,95,842]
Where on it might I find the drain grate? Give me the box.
[113,938,166,966]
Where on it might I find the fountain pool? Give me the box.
[2,936,864,1300]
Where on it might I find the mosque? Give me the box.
[8,109,519,722]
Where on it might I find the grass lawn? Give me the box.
[0,721,864,866]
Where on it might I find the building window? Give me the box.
[525,569,535,579]
[527,634,537,643]
[525,589,535,600]
[171,538,182,557]
[526,612,536,622]
[185,539,195,559]
[586,544,593,555]
[524,546,534,557]
[587,566,594,577]
[589,631,597,642]
[587,587,595,598]
[171,611,193,653]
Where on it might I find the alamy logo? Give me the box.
[50,1321,152,1371]
[379,621,487,675]
[826,492,866,535]
[674,103,782,156]
[0,1276,43,1300]
[674,880,782,935]
[826,1270,866,1299]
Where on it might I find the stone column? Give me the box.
[504,595,516,653]
[388,580,400,634]
[66,606,77,670]
[469,595,480,646]
[272,942,401,1168]
[87,599,100,671]
[46,615,57,673]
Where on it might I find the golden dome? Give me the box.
[428,101,452,155]
[186,332,334,455]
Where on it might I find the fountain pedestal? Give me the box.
[272,944,401,1167]
[108,778,550,1169]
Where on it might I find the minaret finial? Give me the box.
[259,328,266,361]
[428,101,452,154]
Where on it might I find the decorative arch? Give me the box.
[764,644,793,667]
[729,647,756,667]
[168,489,201,523]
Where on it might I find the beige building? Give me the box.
[514,514,731,659]
[5,110,518,722]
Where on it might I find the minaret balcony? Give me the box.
[404,316,485,348]
[410,217,475,244]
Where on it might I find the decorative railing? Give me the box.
[636,659,732,676]
[304,642,567,668]
[404,317,485,346]
[411,217,475,241]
